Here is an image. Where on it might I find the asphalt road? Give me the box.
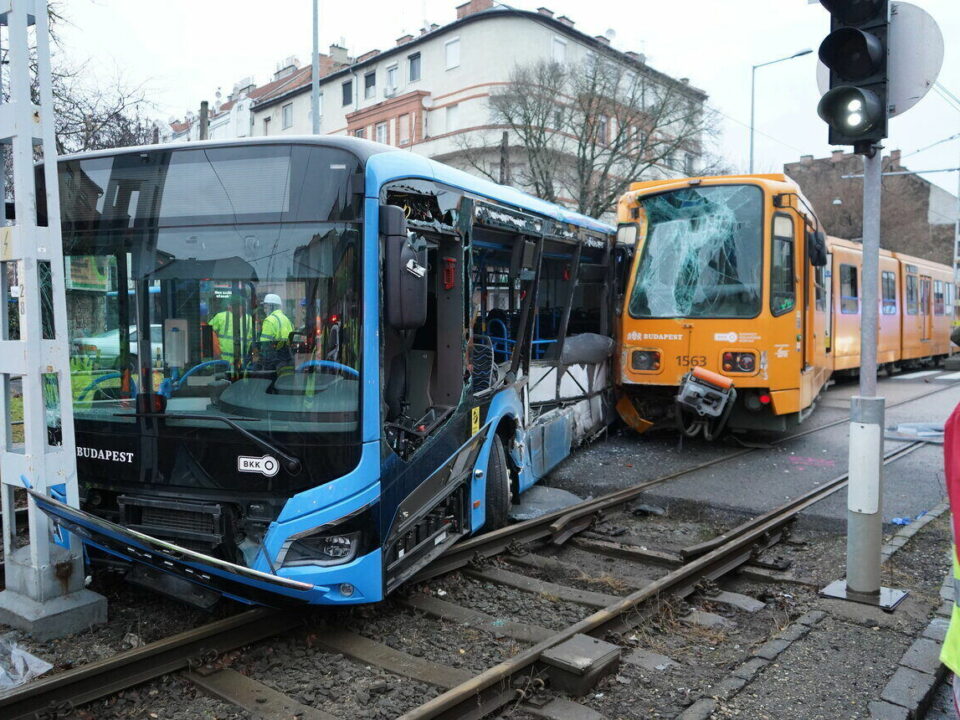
[545,370,960,531]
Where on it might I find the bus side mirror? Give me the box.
[381,204,427,330]
[807,230,828,267]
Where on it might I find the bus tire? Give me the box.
[483,434,511,531]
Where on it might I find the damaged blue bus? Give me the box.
[33,136,620,607]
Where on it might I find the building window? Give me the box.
[684,152,695,175]
[364,71,376,100]
[375,122,388,144]
[398,113,411,145]
[342,80,353,106]
[386,64,398,93]
[840,264,859,314]
[281,103,293,129]
[445,38,460,70]
[597,115,608,145]
[882,270,897,314]
[408,52,421,82]
[552,36,566,63]
[771,214,795,316]
[353,128,365,138]
[262,117,270,136]
[317,92,323,117]
[446,104,459,132]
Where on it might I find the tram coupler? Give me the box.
[676,367,735,419]
[676,367,737,440]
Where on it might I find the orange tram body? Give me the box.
[615,174,956,438]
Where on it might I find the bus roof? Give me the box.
[59,135,614,237]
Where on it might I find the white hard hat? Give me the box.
[263,293,282,306]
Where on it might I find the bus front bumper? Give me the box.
[28,489,381,607]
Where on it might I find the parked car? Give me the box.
[72,324,163,368]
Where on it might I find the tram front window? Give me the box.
[59,144,364,478]
[628,184,763,319]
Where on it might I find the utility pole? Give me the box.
[0,0,106,639]
[199,100,209,140]
[311,0,320,134]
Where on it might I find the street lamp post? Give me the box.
[749,49,813,173]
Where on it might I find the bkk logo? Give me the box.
[76,446,134,463]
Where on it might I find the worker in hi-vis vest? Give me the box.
[209,294,253,367]
[940,401,960,712]
[259,293,294,369]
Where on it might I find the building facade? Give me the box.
[785,150,959,267]
[163,1,707,213]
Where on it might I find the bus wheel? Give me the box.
[484,435,511,531]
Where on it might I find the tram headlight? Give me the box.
[721,351,757,374]
[631,350,661,371]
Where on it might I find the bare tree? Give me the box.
[52,67,156,154]
[457,58,721,217]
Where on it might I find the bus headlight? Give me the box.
[275,503,379,568]
[283,531,361,566]
[631,350,661,371]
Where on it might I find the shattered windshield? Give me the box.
[628,185,763,319]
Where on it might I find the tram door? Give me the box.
[921,275,933,341]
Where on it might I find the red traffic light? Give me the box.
[819,0,885,25]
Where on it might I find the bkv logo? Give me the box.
[237,455,279,477]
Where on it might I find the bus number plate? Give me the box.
[675,355,707,367]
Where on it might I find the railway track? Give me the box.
[0,427,928,719]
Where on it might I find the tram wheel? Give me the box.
[483,434,511,531]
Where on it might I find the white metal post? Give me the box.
[0,0,105,639]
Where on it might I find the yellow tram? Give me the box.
[615,174,956,438]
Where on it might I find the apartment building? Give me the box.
[165,0,707,208]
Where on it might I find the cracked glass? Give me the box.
[628,184,763,319]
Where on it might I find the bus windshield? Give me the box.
[60,144,364,452]
[627,184,763,319]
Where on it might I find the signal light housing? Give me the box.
[817,0,888,152]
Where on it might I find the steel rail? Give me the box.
[399,441,926,720]
[0,608,299,720]
[413,382,948,584]
[680,439,925,560]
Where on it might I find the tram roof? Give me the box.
[58,135,614,237]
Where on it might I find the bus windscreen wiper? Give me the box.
[114,412,302,475]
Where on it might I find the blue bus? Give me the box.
[34,137,620,607]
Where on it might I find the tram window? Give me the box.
[770,214,794,316]
[906,274,918,315]
[934,280,945,315]
[840,264,858,314]
[881,271,897,315]
[814,266,826,311]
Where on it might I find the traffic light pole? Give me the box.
[822,148,906,610]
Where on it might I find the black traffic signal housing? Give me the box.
[817,0,889,154]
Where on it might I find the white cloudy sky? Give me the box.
[56,0,960,194]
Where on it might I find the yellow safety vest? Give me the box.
[260,309,294,346]
[941,550,960,673]
[209,311,253,362]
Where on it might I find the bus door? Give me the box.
[921,275,933,341]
